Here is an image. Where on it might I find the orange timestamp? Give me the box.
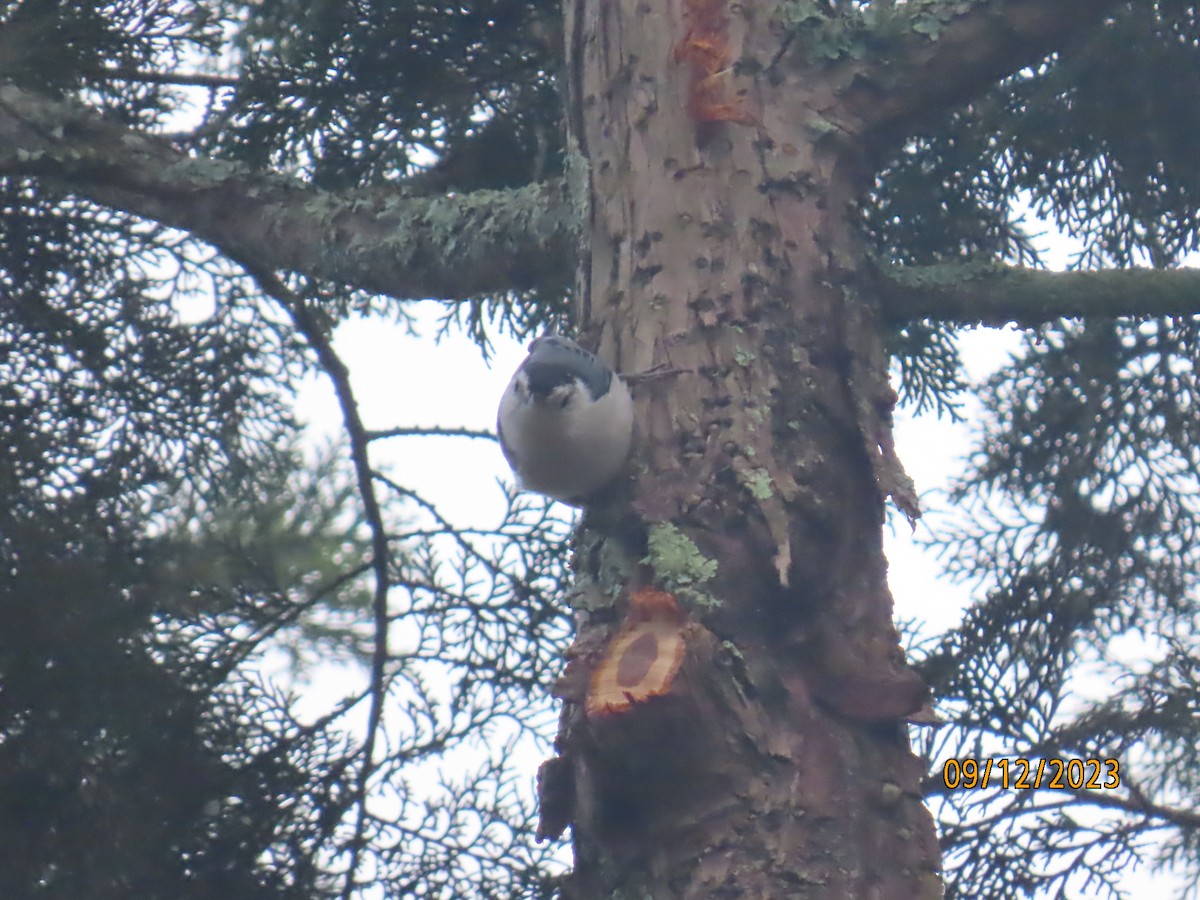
[942,757,1120,791]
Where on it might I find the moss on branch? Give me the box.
[824,0,1120,148]
[880,261,1200,327]
[0,81,576,301]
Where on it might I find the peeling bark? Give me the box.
[547,0,938,896]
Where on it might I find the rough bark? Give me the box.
[0,2,1193,897]
[879,262,1200,328]
[0,82,574,301]
[4,5,1196,332]
[835,0,1123,149]
[544,0,935,896]
[538,1,1120,898]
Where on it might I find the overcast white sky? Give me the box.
[144,33,1198,899]
[280,302,1195,897]
[291,310,1019,624]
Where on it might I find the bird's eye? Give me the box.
[558,394,571,409]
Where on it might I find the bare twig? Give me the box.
[91,66,240,89]
[374,472,538,590]
[367,425,497,442]
[1072,778,1200,832]
[232,260,392,900]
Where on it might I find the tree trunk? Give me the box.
[536,1,942,897]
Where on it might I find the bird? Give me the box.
[497,335,634,505]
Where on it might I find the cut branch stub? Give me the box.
[586,588,687,718]
[557,587,766,856]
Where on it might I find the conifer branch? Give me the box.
[837,0,1121,146]
[367,426,497,442]
[1079,779,1200,832]
[879,262,1200,328]
[0,81,576,302]
[232,261,393,899]
[92,66,240,88]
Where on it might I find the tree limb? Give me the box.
[367,426,497,442]
[832,0,1121,146]
[237,263,394,899]
[93,67,241,88]
[879,262,1200,328]
[0,81,576,301]
[1080,775,1200,832]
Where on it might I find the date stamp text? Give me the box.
[942,757,1120,791]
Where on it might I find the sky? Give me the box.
[282,305,1193,898]
[290,309,1019,626]
[119,12,1200,892]
[139,24,1195,899]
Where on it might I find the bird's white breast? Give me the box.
[498,375,633,504]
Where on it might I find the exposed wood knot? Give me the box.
[586,589,687,717]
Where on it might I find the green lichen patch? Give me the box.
[642,523,720,610]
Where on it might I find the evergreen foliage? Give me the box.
[1,1,1198,897]
[917,316,1200,897]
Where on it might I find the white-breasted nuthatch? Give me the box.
[497,335,633,505]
